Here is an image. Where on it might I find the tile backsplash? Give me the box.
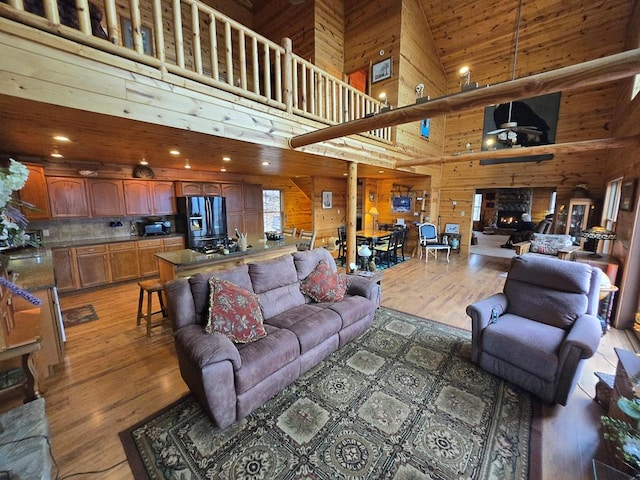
[29,216,176,245]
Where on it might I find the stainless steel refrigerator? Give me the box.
[176,196,227,250]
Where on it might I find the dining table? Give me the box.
[355,229,393,246]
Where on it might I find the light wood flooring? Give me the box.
[1,252,636,479]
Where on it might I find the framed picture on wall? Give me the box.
[444,223,460,234]
[372,58,392,84]
[619,178,637,212]
[322,191,332,209]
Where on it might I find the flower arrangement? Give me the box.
[0,159,34,249]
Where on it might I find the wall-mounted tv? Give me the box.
[392,196,411,213]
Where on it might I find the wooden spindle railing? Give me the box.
[0,0,391,143]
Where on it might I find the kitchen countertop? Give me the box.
[156,236,299,266]
[4,249,55,291]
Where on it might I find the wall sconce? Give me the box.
[459,66,478,91]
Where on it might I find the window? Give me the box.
[121,17,154,55]
[601,178,622,254]
[262,189,283,232]
[472,193,483,221]
[548,191,557,214]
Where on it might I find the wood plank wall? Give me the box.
[313,0,344,80]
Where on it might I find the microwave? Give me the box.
[139,221,171,236]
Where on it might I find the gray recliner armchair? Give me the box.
[466,255,602,405]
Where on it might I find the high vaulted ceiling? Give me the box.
[1,0,637,176]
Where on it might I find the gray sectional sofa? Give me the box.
[164,248,378,429]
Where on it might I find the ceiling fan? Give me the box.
[486,0,542,146]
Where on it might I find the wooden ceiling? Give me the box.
[1,0,637,177]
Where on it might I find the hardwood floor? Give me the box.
[1,252,636,479]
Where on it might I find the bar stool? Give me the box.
[136,279,168,337]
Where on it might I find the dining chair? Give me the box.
[418,223,450,263]
[336,226,347,266]
[374,230,400,267]
[282,227,297,237]
[297,230,316,251]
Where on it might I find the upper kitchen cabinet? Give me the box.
[123,180,152,215]
[221,183,244,213]
[175,182,221,197]
[151,182,176,215]
[125,180,175,216]
[47,177,89,217]
[18,164,51,220]
[243,184,263,211]
[87,179,125,216]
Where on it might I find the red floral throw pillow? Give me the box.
[300,260,347,303]
[206,278,267,343]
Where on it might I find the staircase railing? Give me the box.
[0,0,391,143]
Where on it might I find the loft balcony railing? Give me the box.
[0,0,392,143]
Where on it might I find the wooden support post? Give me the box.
[283,38,293,113]
[347,162,358,270]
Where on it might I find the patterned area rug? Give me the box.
[120,307,540,479]
[61,304,99,328]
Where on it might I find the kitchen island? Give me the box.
[156,236,299,282]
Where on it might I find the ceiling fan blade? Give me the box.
[514,127,542,135]
[487,128,507,134]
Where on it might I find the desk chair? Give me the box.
[418,223,450,263]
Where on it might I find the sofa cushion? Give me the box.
[206,278,267,343]
[328,295,377,329]
[265,304,342,353]
[481,314,565,382]
[300,260,347,303]
[234,324,300,394]
[190,265,253,324]
[529,233,573,255]
[249,254,299,294]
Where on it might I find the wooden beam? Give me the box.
[396,136,640,167]
[289,48,640,149]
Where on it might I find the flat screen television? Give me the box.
[392,196,411,213]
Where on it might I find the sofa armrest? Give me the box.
[174,324,242,369]
[165,278,198,331]
[466,293,508,363]
[513,241,530,255]
[344,274,378,302]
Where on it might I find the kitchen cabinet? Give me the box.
[162,237,185,252]
[175,182,221,197]
[18,164,51,220]
[138,238,163,276]
[12,288,64,379]
[87,179,125,216]
[76,245,110,288]
[243,184,264,235]
[47,177,89,217]
[151,182,176,214]
[109,242,140,281]
[123,180,152,215]
[202,183,222,196]
[51,248,79,292]
[221,183,244,213]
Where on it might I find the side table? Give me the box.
[347,270,383,306]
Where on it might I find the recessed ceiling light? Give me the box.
[222,156,231,161]
[378,170,384,174]
[343,173,348,176]
[184,158,191,169]
[140,157,149,165]
[51,151,63,158]
[53,135,70,142]
[220,168,227,172]
[261,161,270,166]
[170,149,180,155]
